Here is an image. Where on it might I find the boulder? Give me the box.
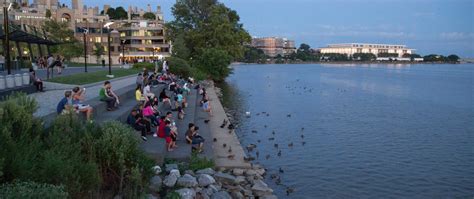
[196,191,211,199]
[165,164,178,173]
[245,169,257,176]
[169,169,181,177]
[231,191,244,199]
[148,176,162,192]
[211,191,232,199]
[177,174,198,187]
[255,168,266,176]
[235,176,246,185]
[196,168,216,175]
[176,188,196,199]
[198,174,216,187]
[184,170,195,176]
[232,168,244,176]
[251,180,273,196]
[214,172,236,185]
[163,174,178,187]
[152,165,162,175]
[242,188,253,196]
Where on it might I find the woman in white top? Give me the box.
[143,82,154,99]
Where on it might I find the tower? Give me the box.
[72,0,83,13]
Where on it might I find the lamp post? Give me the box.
[82,28,88,72]
[121,39,125,65]
[103,22,115,78]
[3,4,12,75]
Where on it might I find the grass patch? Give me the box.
[47,68,140,85]
[189,152,215,171]
[65,62,102,67]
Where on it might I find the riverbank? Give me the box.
[233,61,462,65]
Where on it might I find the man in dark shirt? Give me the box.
[127,109,149,141]
[57,91,72,114]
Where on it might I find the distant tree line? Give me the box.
[241,43,461,63]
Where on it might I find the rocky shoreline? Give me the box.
[148,164,276,199]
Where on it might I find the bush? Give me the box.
[166,56,191,78]
[188,152,214,171]
[133,62,155,71]
[195,48,232,82]
[190,67,207,81]
[0,181,68,199]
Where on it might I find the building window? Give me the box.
[95,37,101,43]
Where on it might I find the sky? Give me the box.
[80,0,474,57]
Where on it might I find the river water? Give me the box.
[219,63,474,198]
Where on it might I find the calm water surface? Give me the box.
[220,64,474,198]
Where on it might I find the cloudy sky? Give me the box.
[81,0,474,57]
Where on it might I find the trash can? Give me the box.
[0,75,5,90]
[102,59,106,68]
[23,73,30,85]
[6,75,14,88]
[14,74,23,87]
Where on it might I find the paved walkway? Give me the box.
[1,65,126,80]
[31,75,137,117]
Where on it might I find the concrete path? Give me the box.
[206,85,251,169]
[0,65,122,80]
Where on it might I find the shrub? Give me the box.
[190,67,207,81]
[188,152,214,171]
[195,48,232,82]
[133,62,155,71]
[166,56,191,78]
[0,181,68,199]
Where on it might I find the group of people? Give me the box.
[55,66,206,153]
[35,55,65,75]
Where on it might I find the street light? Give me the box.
[3,3,12,74]
[104,22,115,78]
[82,28,88,72]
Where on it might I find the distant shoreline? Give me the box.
[232,61,468,65]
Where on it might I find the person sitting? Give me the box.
[29,68,43,92]
[142,101,158,126]
[143,82,154,99]
[159,88,172,109]
[127,109,149,141]
[72,87,94,121]
[185,124,204,153]
[156,116,166,138]
[135,84,145,103]
[202,99,212,116]
[56,91,73,115]
[136,73,143,87]
[99,81,119,111]
[177,91,187,108]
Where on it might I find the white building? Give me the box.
[318,43,414,57]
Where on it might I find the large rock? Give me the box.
[251,180,273,196]
[231,191,244,199]
[196,168,216,175]
[176,188,196,199]
[169,169,181,177]
[198,174,216,187]
[148,176,162,192]
[214,172,236,185]
[232,169,244,176]
[165,164,178,173]
[245,169,257,176]
[211,191,232,199]
[184,170,195,176]
[152,165,162,175]
[163,174,178,187]
[177,174,198,187]
[235,176,246,185]
[261,195,278,199]
[196,191,211,199]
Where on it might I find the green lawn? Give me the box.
[66,62,102,67]
[47,69,140,85]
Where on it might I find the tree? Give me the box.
[353,53,376,61]
[196,48,232,81]
[42,20,83,61]
[93,43,104,64]
[166,0,251,81]
[447,54,460,63]
[45,9,51,18]
[299,43,311,52]
[143,12,156,20]
[106,7,128,20]
[377,53,399,57]
[242,46,266,63]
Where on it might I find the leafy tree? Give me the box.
[299,43,311,52]
[242,46,266,63]
[321,53,349,61]
[423,54,446,62]
[143,12,156,20]
[106,7,128,20]
[447,54,460,63]
[196,48,232,81]
[93,43,104,64]
[377,53,399,57]
[42,20,83,61]
[45,9,51,18]
[171,34,191,60]
[106,8,116,19]
[166,0,251,81]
